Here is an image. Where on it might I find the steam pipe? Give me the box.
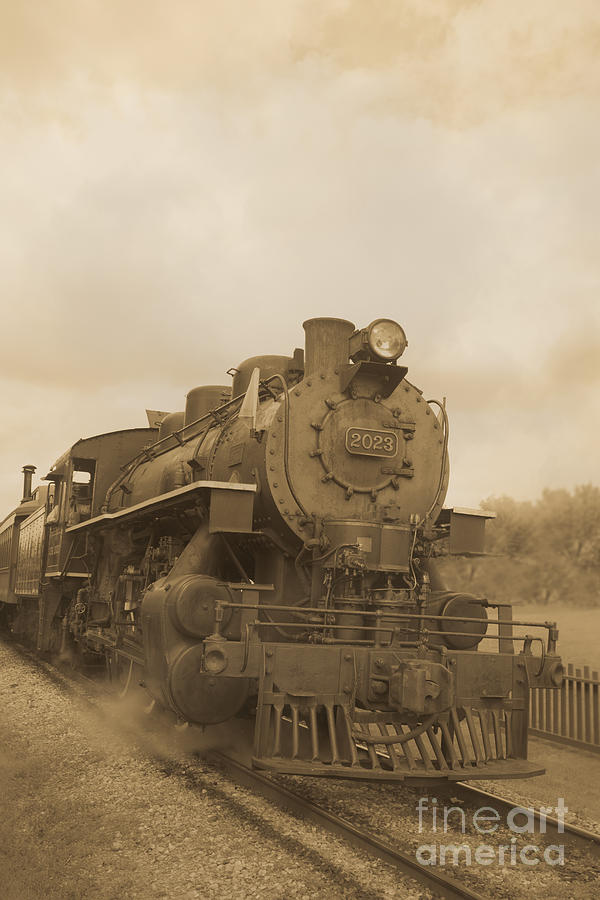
[165,524,216,581]
[22,465,36,502]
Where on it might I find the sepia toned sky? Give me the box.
[1,1,599,513]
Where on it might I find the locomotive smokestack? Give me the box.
[303,318,356,376]
[22,465,36,502]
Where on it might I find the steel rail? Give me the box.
[454,781,600,853]
[206,750,485,900]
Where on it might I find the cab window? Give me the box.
[67,459,96,525]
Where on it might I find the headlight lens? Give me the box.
[367,319,407,361]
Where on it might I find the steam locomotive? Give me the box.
[0,317,562,781]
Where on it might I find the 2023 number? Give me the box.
[346,429,397,456]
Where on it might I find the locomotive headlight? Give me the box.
[367,319,407,361]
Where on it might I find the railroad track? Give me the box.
[454,782,600,855]
[8,641,600,899]
[205,749,486,900]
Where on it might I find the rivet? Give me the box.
[270,450,275,455]
[404,385,409,391]
[320,374,325,380]
[294,390,301,397]
[270,465,275,471]
[273,482,278,488]
[284,509,289,514]
[266,649,273,658]
[344,653,352,662]
[272,432,277,438]
[307,380,312,387]
[416,396,422,402]
[279,499,284,504]
[426,408,430,415]
[278,416,283,423]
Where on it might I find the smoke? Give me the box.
[88,682,250,770]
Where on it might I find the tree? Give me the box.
[537,485,600,570]
[480,495,538,557]
[439,485,600,607]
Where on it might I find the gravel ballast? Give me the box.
[0,641,430,900]
[4,637,599,899]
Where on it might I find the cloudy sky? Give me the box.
[1,1,599,513]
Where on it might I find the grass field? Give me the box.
[512,603,600,671]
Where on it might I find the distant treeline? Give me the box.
[437,485,600,606]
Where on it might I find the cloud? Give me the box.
[2,2,600,123]
[547,326,600,388]
[0,1,599,512]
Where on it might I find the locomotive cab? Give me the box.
[7,428,158,649]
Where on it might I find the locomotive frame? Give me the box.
[0,317,563,783]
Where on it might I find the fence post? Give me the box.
[568,664,575,739]
[593,670,599,746]
[576,667,583,742]
[552,680,559,735]
[531,686,538,730]
[584,666,591,744]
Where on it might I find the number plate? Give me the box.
[345,427,398,458]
